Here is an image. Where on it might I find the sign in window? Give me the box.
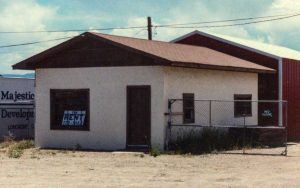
[50,89,89,131]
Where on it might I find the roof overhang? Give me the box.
[12,32,275,74]
[169,61,275,74]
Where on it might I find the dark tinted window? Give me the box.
[50,89,89,131]
[183,93,195,123]
[234,94,252,117]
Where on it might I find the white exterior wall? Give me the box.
[35,66,258,151]
[35,66,165,150]
[163,67,258,128]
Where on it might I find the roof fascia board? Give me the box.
[171,30,281,61]
[170,30,200,43]
[170,61,275,74]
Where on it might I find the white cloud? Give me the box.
[269,0,300,13]
[0,52,30,74]
[110,17,148,39]
[0,0,78,74]
[253,0,300,48]
[108,1,253,42]
[0,0,55,32]
[150,0,299,50]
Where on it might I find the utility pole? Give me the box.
[147,16,152,40]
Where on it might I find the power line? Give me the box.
[155,13,299,27]
[0,36,75,48]
[0,26,147,34]
[0,29,148,49]
[0,12,298,34]
[133,28,147,37]
[0,13,299,49]
[157,13,300,29]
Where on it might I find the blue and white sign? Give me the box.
[262,110,273,117]
[62,111,86,126]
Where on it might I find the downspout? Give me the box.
[278,58,283,127]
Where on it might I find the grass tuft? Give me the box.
[150,147,161,157]
[169,127,244,154]
[7,140,34,158]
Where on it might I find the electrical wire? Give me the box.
[0,36,75,48]
[157,13,300,29]
[155,13,299,27]
[0,13,299,49]
[0,26,147,34]
[133,28,147,37]
[0,12,298,34]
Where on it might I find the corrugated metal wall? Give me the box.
[283,58,300,140]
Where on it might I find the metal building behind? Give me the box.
[172,30,300,140]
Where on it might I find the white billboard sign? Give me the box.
[0,77,35,139]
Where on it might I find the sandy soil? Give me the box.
[0,144,299,188]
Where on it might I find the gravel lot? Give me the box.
[0,143,299,188]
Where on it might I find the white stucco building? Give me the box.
[13,32,274,150]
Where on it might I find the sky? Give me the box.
[0,0,299,74]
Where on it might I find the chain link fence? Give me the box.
[166,99,288,155]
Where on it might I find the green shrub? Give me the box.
[15,140,34,150]
[8,148,23,158]
[7,140,34,158]
[150,147,161,157]
[169,127,244,154]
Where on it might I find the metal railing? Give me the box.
[166,99,288,155]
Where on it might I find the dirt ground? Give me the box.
[0,144,300,188]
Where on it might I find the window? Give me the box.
[50,89,89,131]
[183,93,195,123]
[234,94,252,117]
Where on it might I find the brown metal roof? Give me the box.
[90,32,274,73]
[13,32,275,73]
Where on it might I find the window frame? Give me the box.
[183,93,195,123]
[234,94,252,117]
[50,89,90,131]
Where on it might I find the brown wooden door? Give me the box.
[127,86,151,148]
